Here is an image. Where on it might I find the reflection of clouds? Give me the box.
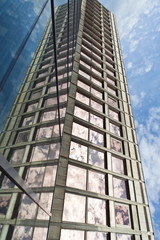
[32,228,47,240]
[109,109,119,121]
[18,194,38,219]
[91,88,102,99]
[1,176,14,189]
[72,122,88,140]
[69,141,87,162]
[36,126,53,140]
[117,234,132,240]
[112,156,124,174]
[90,129,104,146]
[60,229,84,240]
[60,108,66,118]
[113,177,127,199]
[37,193,52,220]
[89,148,104,168]
[91,100,103,112]
[31,143,60,161]
[108,97,118,108]
[88,171,105,194]
[10,148,25,163]
[111,138,122,153]
[76,92,89,105]
[0,196,10,215]
[45,97,57,106]
[74,106,89,121]
[87,231,107,240]
[90,113,103,128]
[41,110,56,121]
[12,226,32,240]
[63,193,85,222]
[48,143,60,159]
[88,197,106,225]
[67,165,86,190]
[43,165,57,186]
[110,123,120,136]
[27,102,38,112]
[115,204,130,225]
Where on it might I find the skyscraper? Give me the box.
[0,0,155,239]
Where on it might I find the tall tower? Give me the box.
[0,0,155,240]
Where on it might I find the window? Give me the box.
[108,97,118,108]
[91,99,103,112]
[16,131,30,143]
[10,148,25,163]
[60,230,84,240]
[90,129,104,146]
[69,141,87,163]
[113,177,127,199]
[0,195,11,215]
[67,165,86,190]
[12,226,32,240]
[111,138,123,153]
[109,109,119,121]
[89,148,104,168]
[74,106,89,121]
[107,87,116,96]
[26,103,38,112]
[88,197,106,225]
[110,122,121,136]
[112,156,124,174]
[30,90,42,99]
[88,171,105,194]
[22,116,34,126]
[90,113,103,128]
[115,203,130,226]
[72,122,88,140]
[41,110,56,122]
[117,234,132,240]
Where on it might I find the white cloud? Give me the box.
[131,91,146,107]
[127,62,132,69]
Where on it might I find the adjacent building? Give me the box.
[0,0,155,239]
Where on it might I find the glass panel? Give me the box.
[74,106,89,121]
[18,194,38,219]
[113,177,127,199]
[87,197,106,225]
[117,234,132,240]
[22,116,34,126]
[26,103,38,112]
[109,109,119,121]
[79,70,90,80]
[0,195,11,215]
[110,122,121,136]
[48,143,60,159]
[107,87,116,96]
[31,145,49,162]
[67,165,86,190]
[87,232,107,240]
[112,156,124,174]
[69,141,87,163]
[92,77,102,87]
[41,110,56,121]
[91,100,103,112]
[88,171,105,194]
[10,148,25,163]
[115,203,130,226]
[12,226,32,240]
[90,129,103,146]
[63,193,85,222]
[76,92,89,105]
[72,122,88,140]
[91,88,102,99]
[60,230,84,240]
[90,113,103,128]
[108,97,118,107]
[111,138,122,153]
[43,165,57,187]
[37,193,52,220]
[36,126,53,140]
[25,167,45,187]
[16,131,30,143]
[89,148,104,168]
[32,228,48,240]
[30,90,42,99]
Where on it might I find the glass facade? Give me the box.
[0,0,155,239]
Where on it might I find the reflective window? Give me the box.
[89,148,104,168]
[108,97,118,107]
[90,113,103,128]
[72,122,88,140]
[88,171,105,194]
[92,77,102,87]
[36,126,53,140]
[35,81,45,88]
[74,106,89,121]
[12,226,32,240]
[10,148,25,163]
[32,228,48,240]
[76,92,89,105]
[109,109,119,121]
[45,97,57,106]
[30,90,42,99]
[18,194,37,219]
[48,85,56,93]
[112,156,124,174]
[0,195,11,215]
[16,131,30,143]
[26,102,38,112]
[115,203,130,226]
[91,99,103,112]
[110,122,121,136]
[69,141,87,163]
[67,165,86,190]
[113,177,127,199]
[77,80,90,92]
[88,197,106,225]
[107,77,116,86]
[37,193,52,220]
[111,138,123,153]
[90,129,103,146]
[41,110,56,122]
[91,88,102,99]
[63,193,85,222]
[107,87,116,96]
[117,234,132,240]
[79,69,90,80]
[60,230,84,240]
[87,232,107,240]
[22,116,34,126]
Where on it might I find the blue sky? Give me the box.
[100,0,160,239]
